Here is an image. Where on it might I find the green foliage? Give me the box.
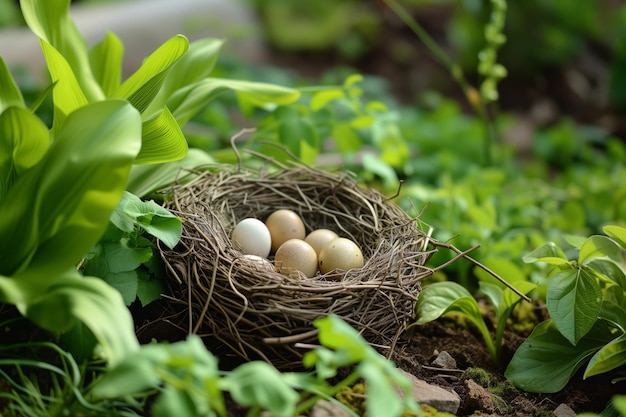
[506,225,626,393]
[91,315,420,417]
[81,192,182,307]
[414,280,536,364]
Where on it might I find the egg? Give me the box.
[242,254,275,272]
[274,239,318,278]
[231,218,272,257]
[318,237,364,275]
[265,209,306,253]
[305,229,339,256]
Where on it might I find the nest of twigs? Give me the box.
[160,159,443,367]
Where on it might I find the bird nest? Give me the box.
[159,161,446,367]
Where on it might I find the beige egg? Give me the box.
[274,239,318,278]
[318,237,364,275]
[231,218,272,257]
[265,209,306,253]
[242,254,275,273]
[305,229,339,256]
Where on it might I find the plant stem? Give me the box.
[294,370,361,415]
[381,0,496,165]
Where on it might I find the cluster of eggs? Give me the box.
[230,209,364,279]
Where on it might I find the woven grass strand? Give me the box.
[160,163,437,367]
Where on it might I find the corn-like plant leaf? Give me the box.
[145,38,225,116]
[0,107,50,198]
[125,148,214,198]
[168,78,300,126]
[89,31,124,96]
[112,35,188,112]
[136,107,187,164]
[0,100,142,277]
[1,269,140,366]
[547,268,603,345]
[0,57,24,112]
[40,39,89,131]
[21,0,103,101]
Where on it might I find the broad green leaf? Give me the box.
[125,148,213,198]
[598,300,626,333]
[0,107,50,197]
[362,152,398,191]
[103,270,139,306]
[0,56,24,111]
[2,269,139,366]
[522,242,569,265]
[103,240,152,273]
[89,31,124,96]
[152,387,197,417]
[40,39,89,131]
[587,258,626,288]
[564,234,587,249]
[0,100,142,276]
[21,0,103,101]
[475,256,527,286]
[415,281,495,357]
[136,269,164,307]
[332,123,362,153]
[112,192,182,249]
[505,320,614,393]
[604,225,626,249]
[360,362,405,417]
[584,333,626,379]
[168,78,300,126]
[310,88,344,111]
[547,268,603,345]
[221,362,299,417]
[145,38,225,116]
[579,235,622,265]
[136,107,188,164]
[112,35,189,109]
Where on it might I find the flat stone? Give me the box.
[431,350,457,369]
[554,403,577,417]
[395,369,461,415]
[310,400,351,417]
[465,379,496,413]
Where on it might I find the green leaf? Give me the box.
[0,100,142,277]
[103,240,152,273]
[523,242,569,265]
[604,225,626,249]
[221,362,299,417]
[112,35,189,111]
[475,257,527,286]
[103,270,139,306]
[332,123,362,153]
[564,234,587,249]
[152,387,198,417]
[547,268,603,345]
[310,88,345,111]
[0,107,50,198]
[415,281,495,358]
[126,148,214,198]
[0,56,25,111]
[585,333,626,379]
[505,320,614,393]
[168,78,300,126]
[40,39,89,131]
[587,258,626,288]
[145,38,225,116]
[598,300,626,333]
[136,107,188,164]
[359,362,404,417]
[136,269,164,306]
[21,0,103,101]
[3,269,139,366]
[89,32,124,96]
[112,192,182,249]
[579,235,622,265]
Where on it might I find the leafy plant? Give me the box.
[413,279,536,365]
[90,315,421,417]
[506,225,626,393]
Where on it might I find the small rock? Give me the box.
[554,403,576,417]
[395,369,461,415]
[310,400,351,417]
[465,379,496,413]
[431,350,457,369]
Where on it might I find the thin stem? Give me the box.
[294,370,361,415]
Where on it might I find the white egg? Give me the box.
[231,218,272,257]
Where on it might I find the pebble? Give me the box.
[554,403,577,417]
[395,369,461,415]
[431,350,457,369]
